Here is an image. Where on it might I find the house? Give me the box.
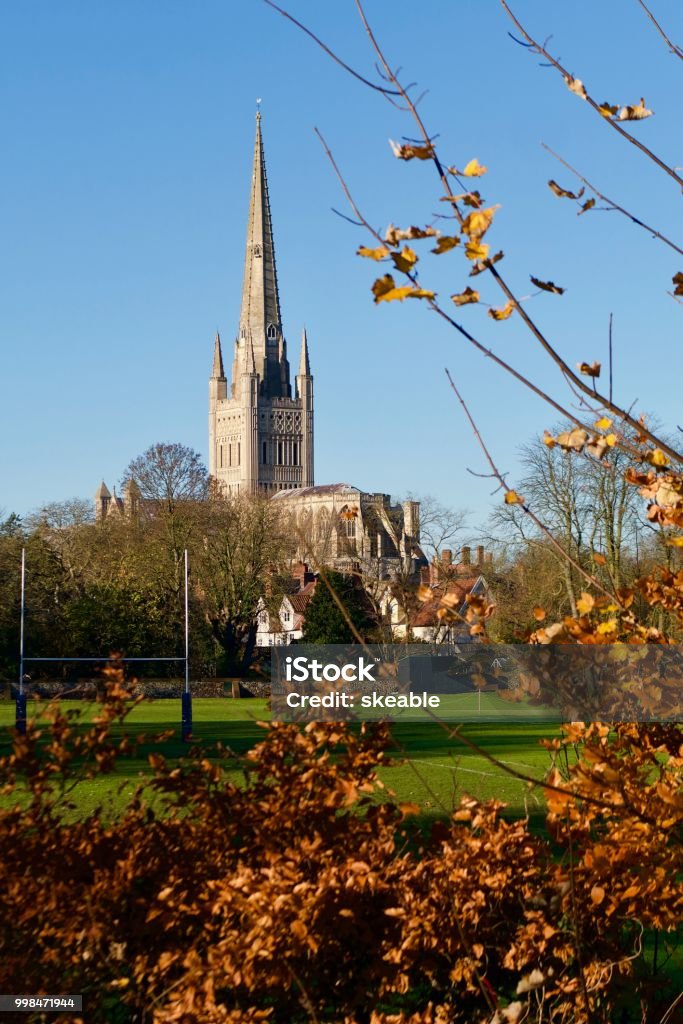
[256,562,318,647]
[380,547,492,643]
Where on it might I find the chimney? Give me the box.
[477,545,485,565]
[442,549,453,565]
[461,546,471,566]
[486,552,493,564]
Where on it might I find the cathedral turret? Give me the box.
[296,328,314,488]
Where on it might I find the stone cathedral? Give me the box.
[208,111,313,496]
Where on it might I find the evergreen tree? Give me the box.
[303,571,373,644]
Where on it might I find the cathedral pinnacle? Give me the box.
[298,327,311,376]
[212,331,225,378]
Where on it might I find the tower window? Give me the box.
[237,442,241,465]
[262,441,267,464]
[293,441,299,465]
[267,323,277,341]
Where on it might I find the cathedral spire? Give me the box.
[212,331,225,378]
[298,327,311,376]
[238,109,282,353]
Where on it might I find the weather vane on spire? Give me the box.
[256,97,262,120]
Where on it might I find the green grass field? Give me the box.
[0,695,561,824]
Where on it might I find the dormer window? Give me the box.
[267,323,277,341]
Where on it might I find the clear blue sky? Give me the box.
[1,0,681,524]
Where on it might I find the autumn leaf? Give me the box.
[595,416,612,430]
[357,245,389,260]
[384,224,438,245]
[556,428,588,451]
[505,490,524,505]
[578,361,601,377]
[372,274,434,303]
[391,246,419,273]
[598,101,619,118]
[465,240,490,261]
[460,158,488,177]
[645,448,670,468]
[548,179,584,200]
[532,606,546,621]
[389,139,434,160]
[617,98,653,121]
[530,276,565,295]
[451,287,480,306]
[672,272,683,296]
[592,551,607,565]
[431,235,461,254]
[564,75,588,99]
[577,592,595,615]
[461,206,499,240]
[488,300,515,321]
[469,250,504,276]
[591,885,606,905]
[578,198,596,215]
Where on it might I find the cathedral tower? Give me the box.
[209,111,314,495]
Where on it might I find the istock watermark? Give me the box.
[270,644,682,723]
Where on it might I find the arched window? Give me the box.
[267,323,277,341]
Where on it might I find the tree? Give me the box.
[303,570,374,643]
[122,442,209,598]
[196,491,294,675]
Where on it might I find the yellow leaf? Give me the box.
[465,241,490,261]
[564,75,587,100]
[384,224,438,245]
[666,537,683,548]
[595,416,612,430]
[488,300,514,321]
[577,361,601,378]
[391,245,419,273]
[461,206,499,240]
[431,235,460,255]
[530,276,565,295]
[598,101,619,118]
[617,98,653,121]
[597,619,618,635]
[357,245,389,260]
[645,448,670,467]
[576,592,595,615]
[548,179,584,200]
[543,432,557,448]
[371,276,434,302]
[461,158,487,177]
[389,139,434,160]
[605,433,617,447]
[505,490,524,505]
[451,287,480,306]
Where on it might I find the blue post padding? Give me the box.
[15,694,27,735]
[181,691,193,742]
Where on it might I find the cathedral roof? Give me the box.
[271,483,359,500]
[95,480,111,499]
